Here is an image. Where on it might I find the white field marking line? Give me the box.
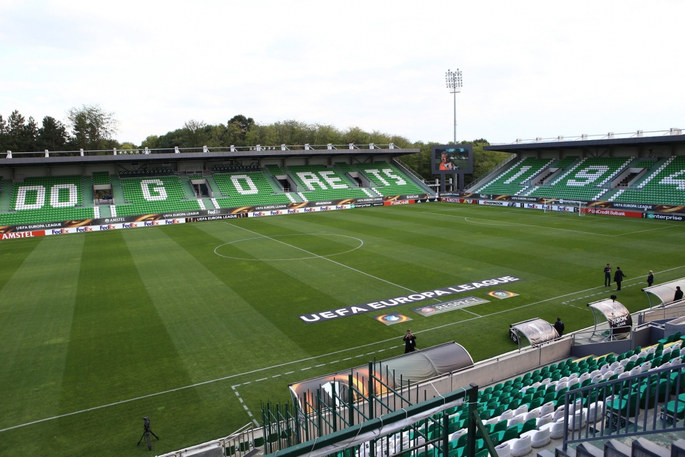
[460,308,482,317]
[0,335,410,433]
[213,233,364,261]
[231,346,398,390]
[223,222,432,298]
[612,226,675,237]
[9,262,684,435]
[560,265,685,305]
[232,386,259,427]
[423,266,685,333]
[435,211,673,238]
[460,215,666,238]
[229,344,402,427]
[229,271,685,394]
[460,215,606,237]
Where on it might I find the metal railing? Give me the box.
[264,384,488,457]
[490,128,683,146]
[561,356,685,450]
[2,143,407,158]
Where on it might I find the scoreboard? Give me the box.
[430,144,473,175]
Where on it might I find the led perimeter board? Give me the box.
[431,144,473,174]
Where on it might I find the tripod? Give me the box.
[137,419,159,451]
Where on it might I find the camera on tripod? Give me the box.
[137,416,159,450]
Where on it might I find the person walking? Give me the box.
[614,267,626,291]
[604,264,612,287]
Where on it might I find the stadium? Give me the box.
[1,130,685,457]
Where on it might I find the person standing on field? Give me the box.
[403,329,417,353]
[604,264,612,287]
[647,270,654,287]
[614,267,626,291]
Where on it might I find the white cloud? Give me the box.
[1,0,683,145]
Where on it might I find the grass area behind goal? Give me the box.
[0,202,683,456]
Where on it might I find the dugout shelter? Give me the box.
[509,317,559,348]
[587,297,632,340]
[643,278,685,308]
[288,342,473,410]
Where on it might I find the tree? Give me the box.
[182,120,209,147]
[140,135,160,149]
[37,116,69,151]
[226,115,255,145]
[342,127,371,145]
[3,110,38,152]
[68,105,118,150]
[0,115,6,152]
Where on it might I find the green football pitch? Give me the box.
[0,202,683,456]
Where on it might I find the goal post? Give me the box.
[559,199,585,216]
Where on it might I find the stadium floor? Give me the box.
[1,202,684,456]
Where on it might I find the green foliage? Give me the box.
[36,116,70,151]
[0,203,680,456]
[0,108,510,181]
[67,104,118,150]
[0,110,39,152]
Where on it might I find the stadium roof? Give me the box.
[484,130,685,154]
[2,144,419,166]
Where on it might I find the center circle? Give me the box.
[214,233,364,261]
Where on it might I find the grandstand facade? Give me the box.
[3,130,684,239]
[463,130,685,221]
[0,144,433,238]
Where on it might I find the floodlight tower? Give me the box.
[445,68,463,145]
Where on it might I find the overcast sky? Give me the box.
[1,0,683,146]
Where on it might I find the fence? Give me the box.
[560,355,685,451]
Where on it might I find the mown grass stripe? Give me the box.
[126,224,313,378]
[0,235,84,426]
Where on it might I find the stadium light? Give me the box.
[445,68,463,145]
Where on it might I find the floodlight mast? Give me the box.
[445,68,463,145]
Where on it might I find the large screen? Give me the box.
[431,144,473,174]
